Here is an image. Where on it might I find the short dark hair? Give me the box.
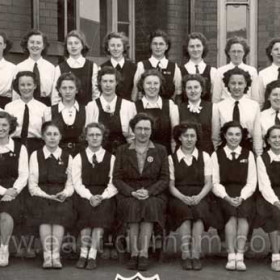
[55,72,81,98]
[83,122,109,144]
[41,121,62,136]
[222,66,252,94]
[184,32,209,59]
[64,30,90,57]
[137,69,166,96]
[182,74,206,102]
[224,36,250,61]
[0,111,18,135]
[265,38,280,62]
[220,121,248,148]
[103,31,129,56]
[173,122,201,148]
[20,29,49,56]
[129,113,155,132]
[149,29,171,56]
[97,66,121,92]
[264,125,280,148]
[263,80,280,110]
[13,71,38,95]
[0,31,13,55]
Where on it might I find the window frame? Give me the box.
[217,0,257,67]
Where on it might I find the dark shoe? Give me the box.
[127,256,138,270]
[181,258,192,270]
[76,257,87,269]
[86,258,97,270]
[138,256,149,271]
[192,258,202,270]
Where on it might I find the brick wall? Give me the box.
[135,0,190,65]
[257,0,280,70]
[193,0,218,68]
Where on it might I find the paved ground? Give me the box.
[0,256,279,280]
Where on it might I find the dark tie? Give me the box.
[156,61,161,72]
[33,62,41,99]
[278,68,280,80]
[231,152,236,160]
[115,64,122,72]
[195,65,199,74]
[275,110,280,125]
[92,154,98,167]
[21,104,29,140]
[233,101,240,123]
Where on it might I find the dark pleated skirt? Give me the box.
[255,188,280,233]
[218,183,256,225]
[74,192,116,231]
[168,186,211,231]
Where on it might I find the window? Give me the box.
[218,0,257,66]
[57,0,77,42]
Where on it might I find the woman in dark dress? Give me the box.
[179,74,214,154]
[29,121,74,269]
[168,123,212,270]
[45,72,86,156]
[72,122,117,270]
[113,113,169,271]
[211,121,257,271]
[0,111,28,267]
[257,125,280,272]
[86,66,136,154]
[101,32,136,101]
[135,69,179,154]
[52,30,99,106]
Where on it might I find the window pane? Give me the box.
[226,0,248,3]
[118,0,129,22]
[118,23,129,38]
[67,0,76,32]
[226,4,248,39]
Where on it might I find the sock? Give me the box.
[80,247,88,258]
[52,251,60,259]
[88,248,97,260]
[43,251,51,260]
[272,254,280,262]
[236,252,244,261]
[228,253,236,261]
[1,245,8,252]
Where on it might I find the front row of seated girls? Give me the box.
[1,111,280,272]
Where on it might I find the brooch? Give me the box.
[58,157,64,165]
[240,159,248,163]
[147,156,153,163]
[9,152,16,157]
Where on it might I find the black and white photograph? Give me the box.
[0,1,280,279]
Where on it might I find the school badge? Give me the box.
[115,272,160,280]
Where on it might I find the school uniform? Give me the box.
[52,56,99,106]
[168,148,212,231]
[256,150,280,232]
[179,100,214,154]
[260,107,280,138]
[101,58,136,101]
[212,146,257,225]
[45,101,86,156]
[86,95,136,154]
[212,62,259,105]
[136,96,179,154]
[133,56,182,100]
[113,142,169,231]
[0,139,28,226]
[72,147,117,230]
[28,146,74,228]
[180,60,217,102]
[212,95,263,155]
[16,57,55,106]
[259,63,280,109]
[5,98,46,155]
[0,58,16,108]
